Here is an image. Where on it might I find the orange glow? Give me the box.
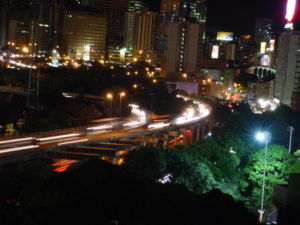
[106,93,113,99]
[51,159,77,173]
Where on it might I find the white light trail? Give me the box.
[57,139,89,146]
[0,145,39,154]
[37,133,80,142]
[87,125,113,131]
[148,122,170,130]
[0,137,35,145]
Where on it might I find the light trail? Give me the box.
[0,145,40,154]
[0,137,35,145]
[37,133,80,142]
[57,139,89,146]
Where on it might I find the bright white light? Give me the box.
[87,125,113,131]
[158,173,173,184]
[284,22,294,30]
[83,45,90,61]
[148,122,170,130]
[0,137,35,145]
[123,120,142,128]
[258,99,268,109]
[0,145,39,154]
[286,0,296,22]
[57,139,88,146]
[256,132,266,141]
[37,133,80,142]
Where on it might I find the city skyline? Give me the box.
[145,0,298,33]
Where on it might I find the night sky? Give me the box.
[144,0,299,34]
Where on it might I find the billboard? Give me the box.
[83,45,90,61]
[216,32,234,41]
[260,42,267,54]
[286,0,296,22]
[268,39,275,51]
[211,45,219,59]
[260,54,271,66]
[51,49,59,66]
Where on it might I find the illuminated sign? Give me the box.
[260,42,267,54]
[51,49,59,67]
[268,39,275,52]
[83,45,90,61]
[120,48,127,61]
[260,54,271,66]
[216,32,234,41]
[286,0,296,22]
[211,45,219,59]
[285,0,296,30]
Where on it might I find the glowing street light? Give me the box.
[119,92,126,114]
[106,93,113,117]
[22,46,29,54]
[255,131,270,223]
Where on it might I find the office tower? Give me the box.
[1,0,51,54]
[235,35,256,66]
[274,31,300,110]
[160,22,205,77]
[254,18,272,44]
[62,9,107,60]
[160,0,207,23]
[124,9,158,53]
[159,0,207,78]
[91,0,129,47]
[0,7,8,47]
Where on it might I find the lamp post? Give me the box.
[106,93,113,117]
[255,131,270,223]
[119,92,126,115]
[287,126,294,153]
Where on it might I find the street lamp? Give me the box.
[106,93,113,117]
[119,92,126,115]
[255,131,270,223]
[287,126,294,153]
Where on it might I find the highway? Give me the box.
[0,95,211,157]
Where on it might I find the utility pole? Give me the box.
[287,126,294,153]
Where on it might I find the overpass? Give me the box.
[0,96,212,167]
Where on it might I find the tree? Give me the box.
[191,139,241,183]
[242,145,300,211]
[123,147,219,194]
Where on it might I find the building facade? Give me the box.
[160,0,207,23]
[160,22,205,77]
[62,9,107,60]
[124,9,158,53]
[274,31,300,111]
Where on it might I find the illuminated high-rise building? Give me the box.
[61,9,107,60]
[0,0,51,53]
[0,7,8,47]
[91,0,129,47]
[254,18,272,44]
[160,0,207,23]
[160,22,205,77]
[274,31,300,111]
[124,9,158,53]
[159,0,207,78]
